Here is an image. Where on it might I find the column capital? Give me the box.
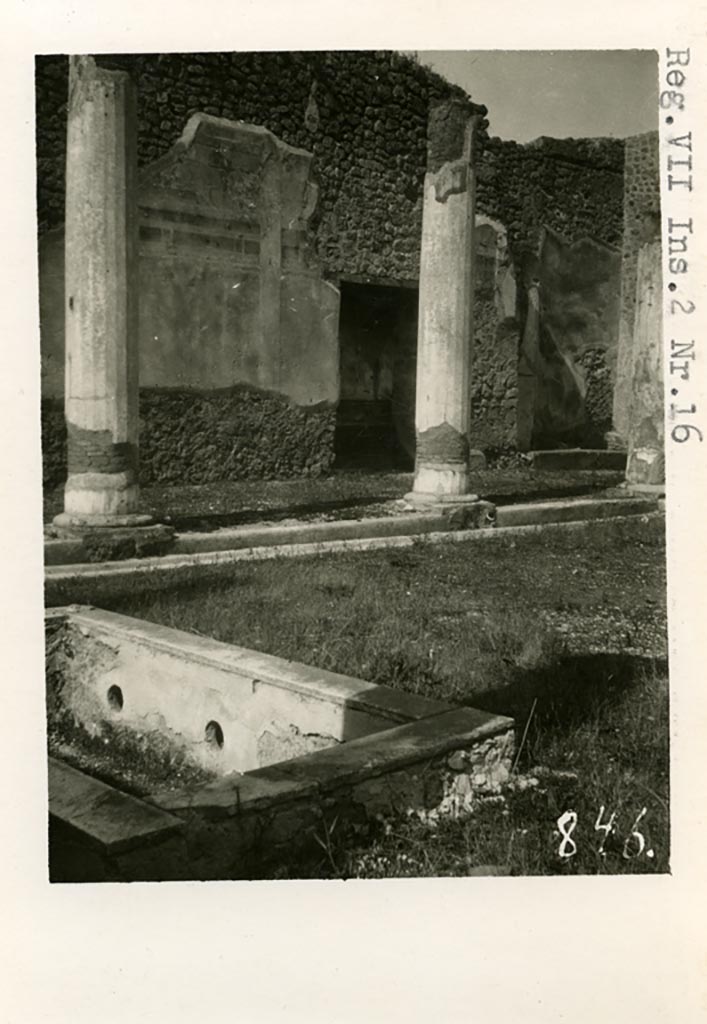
[426,98,480,175]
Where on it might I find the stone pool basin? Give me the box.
[47,606,515,881]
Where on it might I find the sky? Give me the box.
[419,50,659,143]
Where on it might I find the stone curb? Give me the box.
[150,708,513,819]
[45,495,657,567]
[44,510,448,565]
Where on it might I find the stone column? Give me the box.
[609,132,661,452]
[54,55,150,531]
[625,231,664,491]
[410,100,485,502]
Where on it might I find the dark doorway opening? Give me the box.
[334,281,418,470]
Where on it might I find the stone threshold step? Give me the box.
[527,449,627,471]
[493,495,655,528]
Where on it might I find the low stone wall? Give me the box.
[161,722,514,880]
[47,606,453,775]
[47,605,514,880]
[50,716,514,881]
[50,721,514,881]
[42,386,337,488]
[139,387,336,484]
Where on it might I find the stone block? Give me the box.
[445,500,496,531]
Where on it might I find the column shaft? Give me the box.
[412,100,484,499]
[625,238,664,489]
[61,55,141,522]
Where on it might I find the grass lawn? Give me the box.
[102,518,669,876]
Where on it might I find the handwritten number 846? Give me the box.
[557,807,650,860]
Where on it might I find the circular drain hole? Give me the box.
[107,685,124,711]
[205,720,224,749]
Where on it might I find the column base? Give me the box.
[625,447,665,490]
[54,474,174,557]
[405,454,492,526]
[404,490,481,508]
[63,471,143,518]
[410,453,486,501]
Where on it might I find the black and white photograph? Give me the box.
[1,1,705,1020]
[39,46,669,883]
